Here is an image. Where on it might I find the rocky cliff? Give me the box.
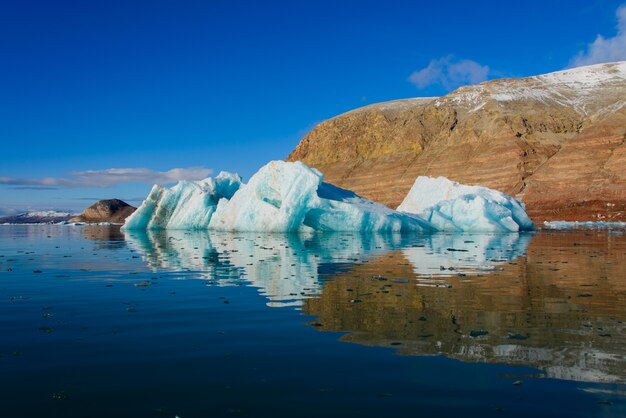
[287,62,626,222]
[70,199,136,223]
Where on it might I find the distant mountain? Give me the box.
[287,61,626,222]
[69,199,136,223]
[0,210,75,224]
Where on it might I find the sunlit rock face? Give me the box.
[287,62,626,223]
[398,176,534,232]
[70,199,135,223]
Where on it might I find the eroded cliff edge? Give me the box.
[287,62,626,222]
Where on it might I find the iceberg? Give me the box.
[209,161,433,233]
[123,161,533,233]
[124,161,432,233]
[397,176,534,232]
[123,171,242,230]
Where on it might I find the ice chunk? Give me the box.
[122,171,242,230]
[397,176,534,232]
[543,221,626,230]
[209,161,433,233]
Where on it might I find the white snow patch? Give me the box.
[24,211,75,218]
[435,61,626,115]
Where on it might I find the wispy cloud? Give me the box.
[570,5,626,67]
[9,186,60,190]
[0,207,20,217]
[63,197,147,202]
[408,56,490,90]
[0,167,213,189]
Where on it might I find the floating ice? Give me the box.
[208,161,433,233]
[397,176,534,232]
[122,171,242,230]
[543,221,626,230]
[124,161,533,233]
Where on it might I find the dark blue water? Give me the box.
[1,225,625,417]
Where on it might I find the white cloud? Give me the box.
[570,5,626,67]
[408,56,490,90]
[0,167,213,188]
[0,207,20,216]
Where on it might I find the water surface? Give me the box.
[1,225,625,417]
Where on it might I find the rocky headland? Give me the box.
[69,199,136,223]
[287,62,626,223]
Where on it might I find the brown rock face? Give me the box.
[287,62,626,223]
[70,199,136,223]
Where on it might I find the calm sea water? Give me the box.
[1,225,625,418]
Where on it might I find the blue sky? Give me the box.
[1,0,625,214]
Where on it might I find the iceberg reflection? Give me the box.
[124,230,418,307]
[403,233,533,278]
[125,231,531,307]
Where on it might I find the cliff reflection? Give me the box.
[124,229,626,384]
[305,230,626,384]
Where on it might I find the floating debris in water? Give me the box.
[133,281,151,287]
[51,391,69,401]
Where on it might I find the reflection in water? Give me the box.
[403,233,533,279]
[125,228,626,384]
[125,230,415,307]
[306,231,626,384]
[125,231,531,307]
[82,225,126,249]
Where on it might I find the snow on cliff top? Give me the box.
[320,62,625,121]
[438,61,626,114]
[24,211,75,218]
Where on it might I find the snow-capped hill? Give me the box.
[538,61,626,88]
[24,210,74,218]
[438,61,626,115]
[0,210,76,224]
[288,61,626,223]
